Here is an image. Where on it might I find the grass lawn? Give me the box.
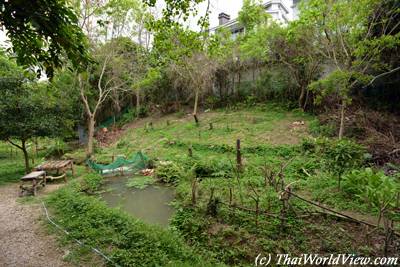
[0,142,28,185]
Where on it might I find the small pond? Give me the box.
[101,175,175,227]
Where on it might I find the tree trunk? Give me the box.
[136,89,140,117]
[338,100,346,139]
[298,86,306,110]
[87,115,96,157]
[21,140,30,173]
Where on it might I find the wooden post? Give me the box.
[188,145,193,157]
[191,178,197,206]
[70,161,75,177]
[35,138,39,157]
[229,187,233,206]
[236,139,242,171]
[32,178,37,196]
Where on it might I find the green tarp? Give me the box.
[87,151,148,174]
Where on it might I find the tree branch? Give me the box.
[7,139,23,150]
[363,66,400,88]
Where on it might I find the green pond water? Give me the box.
[101,176,175,227]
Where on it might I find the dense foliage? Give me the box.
[0,0,89,77]
[0,55,73,172]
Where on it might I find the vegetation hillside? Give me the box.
[0,0,399,266]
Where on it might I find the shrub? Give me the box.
[301,138,368,188]
[156,161,189,184]
[342,168,399,219]
[45,139,69,159]
[302,137,367,173]
[80,172,103,193]
[193,158,232,179]
[318,138,367,176]
[117,107,149,127]
[301,138,317,153]
[309,119,336,137]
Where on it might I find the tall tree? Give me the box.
[0,56,72,172]
[300,0,400,138]
[72,0,150,156]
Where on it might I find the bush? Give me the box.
[193,158,232,179]
[309,119,336,137]
[80,172,103,193]
[302,138,367,175]
[156,161,189,184]
[45,139,69,159]
[318,138,367,175]
[342,168,399,215]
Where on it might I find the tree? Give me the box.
[299,0,400,138]
[168,52,217,124]
[0,56,72,172]
[71,0,150,157]
[0,0,89,77]
[78,40,132,157]
[238,0,269,32]
[269,24,322,110]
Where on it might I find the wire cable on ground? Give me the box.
[41,201,120,267]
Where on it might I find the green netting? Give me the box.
[87,151,148,174]
[97,107,131,130]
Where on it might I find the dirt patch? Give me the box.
[258,118,309,145]
[302,215,400,256]
[0,184,71,267]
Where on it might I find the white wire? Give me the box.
[41,201,120,267]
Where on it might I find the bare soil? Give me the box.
[0,183,71,267]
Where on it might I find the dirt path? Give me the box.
[0,183,71,267]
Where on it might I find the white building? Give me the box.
[210,0,301,39]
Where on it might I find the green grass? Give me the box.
[0,140,81,185]
[0,142,28,185]
[46,179,220,267]
[41,104,399,266]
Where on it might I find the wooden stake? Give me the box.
[229,188,233,206]
[194,114,199,125]
[236,139,242,170]
[191,178,197,206]
[188,145,193,157]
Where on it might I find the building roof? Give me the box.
[209,0,295,33]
